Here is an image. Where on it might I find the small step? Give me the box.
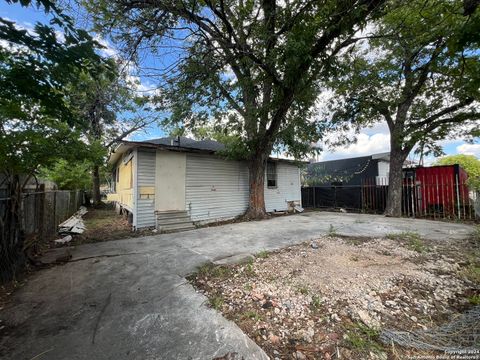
[158,223,196,233]
[156,211,190,220]
[155,210,195,233]
[157,218,191,225]
[157,218,194,226]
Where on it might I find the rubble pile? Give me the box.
[193,236,475,359]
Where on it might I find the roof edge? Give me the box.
[109,140,306,165]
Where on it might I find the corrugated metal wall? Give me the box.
[264,163,301,212]
[185,154,301,222]
[186,154,249,221]
[136,148,156,228]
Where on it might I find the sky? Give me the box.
[2,2,479,164]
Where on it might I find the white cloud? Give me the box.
[94,36,119,59]
[316,131,390,161]
[456,143,480,158]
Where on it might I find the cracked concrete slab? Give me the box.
[0,211,475,360]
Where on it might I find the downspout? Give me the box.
[298,166,302,207]
[133,148,138,230]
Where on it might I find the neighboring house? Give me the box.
[305,153,392,186]
[107,137,302,230]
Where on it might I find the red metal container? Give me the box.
[404,164,469,217]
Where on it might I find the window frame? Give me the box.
[266,161,277,189]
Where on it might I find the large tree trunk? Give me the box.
[92,164,101,206]
[384,147,408,217]
[244,154,268,219]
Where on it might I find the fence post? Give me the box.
[333,186,337,209]
[410,180,414,218]
[360,179,364,212]
[37,185,45,246]
[455,174,461,219]
[53,191,57,229]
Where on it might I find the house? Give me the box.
[107,137,302,230]
[305,152,391,186]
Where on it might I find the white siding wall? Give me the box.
[136,148,156,228]
[185,154,301,222]
[186,154,249,222]
[264,163,301,212]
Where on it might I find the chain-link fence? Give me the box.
[0,189,84,283]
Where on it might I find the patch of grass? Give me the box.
[386,231,420,241]
[256,250,269,259]
[244,263,256,277]
[209,294,224,310]
[74,207,143,244]
[310,294,323,311]
[386,231,428,253]
[241,310,264,321]
[408,238,428,253]
[328,224,338,237]
[467,294,480,305]
[344,322,383,353]
[471,225,480,245]
[243,283,253,292]
[462,265,480,284]
[197,263,231,279]
[297,284,309,295]
[347,238,362,246]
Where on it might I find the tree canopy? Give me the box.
[327,0,480,216]
[39,159,93,190]
[0,0,107,283]
[69,60,158,204]
[0,0,105,180]
[85,0,388,217]
[435,154,480,190]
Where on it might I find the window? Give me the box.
[267,162,277,188]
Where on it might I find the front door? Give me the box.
[155,151,186,211]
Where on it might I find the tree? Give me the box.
[328,0,480,217]
[70,62,156,205]
[39,159,93,190]
[0,0,104,281]
[0,7,102,179]
[435,154,480,190]
[85,0,387,218]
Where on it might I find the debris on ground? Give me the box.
[294,205,304,213]
[73,207,156,245]
[380,305,480,352]
[58,206,88,234]
[190,235,479,359]
[54,235,72,245]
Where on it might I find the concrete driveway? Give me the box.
[0,211,475,360]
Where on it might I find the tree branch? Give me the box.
[410,97,475,130]
[105,118,154,148]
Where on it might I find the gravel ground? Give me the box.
[190,234,480,360]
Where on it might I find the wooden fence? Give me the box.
[0,189,84,282]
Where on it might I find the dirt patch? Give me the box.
[190,235,479,359]
[73,207,155,245]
